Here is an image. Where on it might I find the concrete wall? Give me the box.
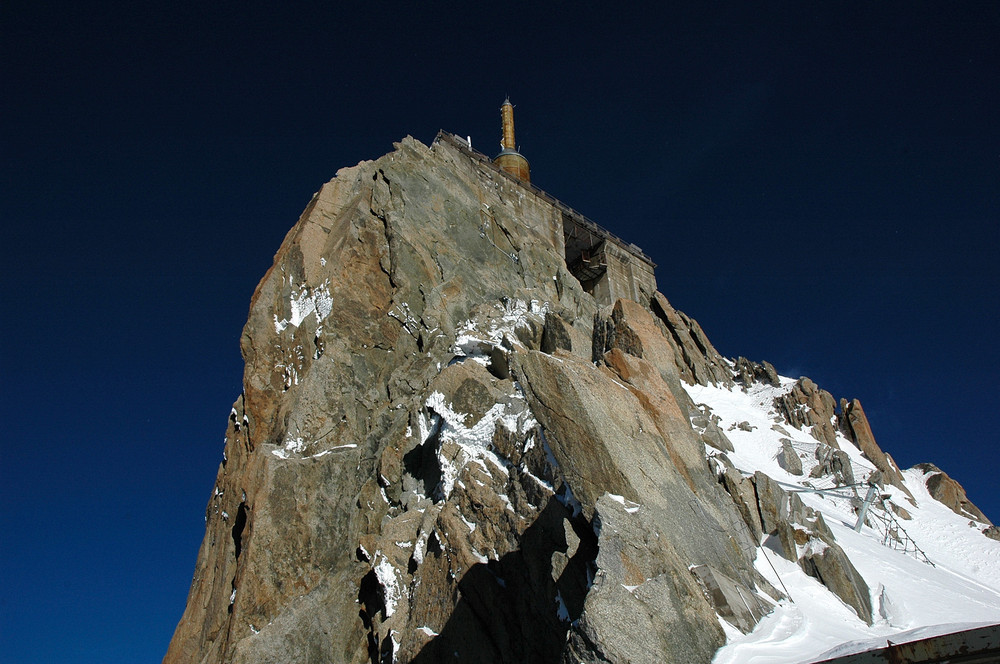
[602,242,657,306]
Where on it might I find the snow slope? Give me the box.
[683,378,1000,663]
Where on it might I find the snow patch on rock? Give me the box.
[274,280,333,332]
[373,553,401,618]
[425,388,538,500]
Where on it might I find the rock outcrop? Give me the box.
[649,293,734,388]
[776,438,803,475]
[839,398,911,498]
[770,380,913,498]
[774,377,841,448]
[727,469,872,624]
[164,133,981,663]
[734,356,780,389]
[915,463,992,525]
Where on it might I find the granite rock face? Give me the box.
[164,135,966,662]
[915,463,992,526]
[164,136,776,664]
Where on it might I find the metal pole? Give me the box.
[854,484,879,532]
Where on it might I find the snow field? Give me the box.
[683,378,1000,663]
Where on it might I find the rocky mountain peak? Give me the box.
[165,133,999,664]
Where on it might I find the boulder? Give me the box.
[777,438,803,475]
[799,540,874,625]
[690,403,735,453]
[810,446,855,486]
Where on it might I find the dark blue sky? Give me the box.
[2,2,997,662]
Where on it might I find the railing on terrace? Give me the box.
[433,130,656,269]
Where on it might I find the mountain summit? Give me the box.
[165,130,999,663]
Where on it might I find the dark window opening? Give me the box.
[562,213,609,300]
